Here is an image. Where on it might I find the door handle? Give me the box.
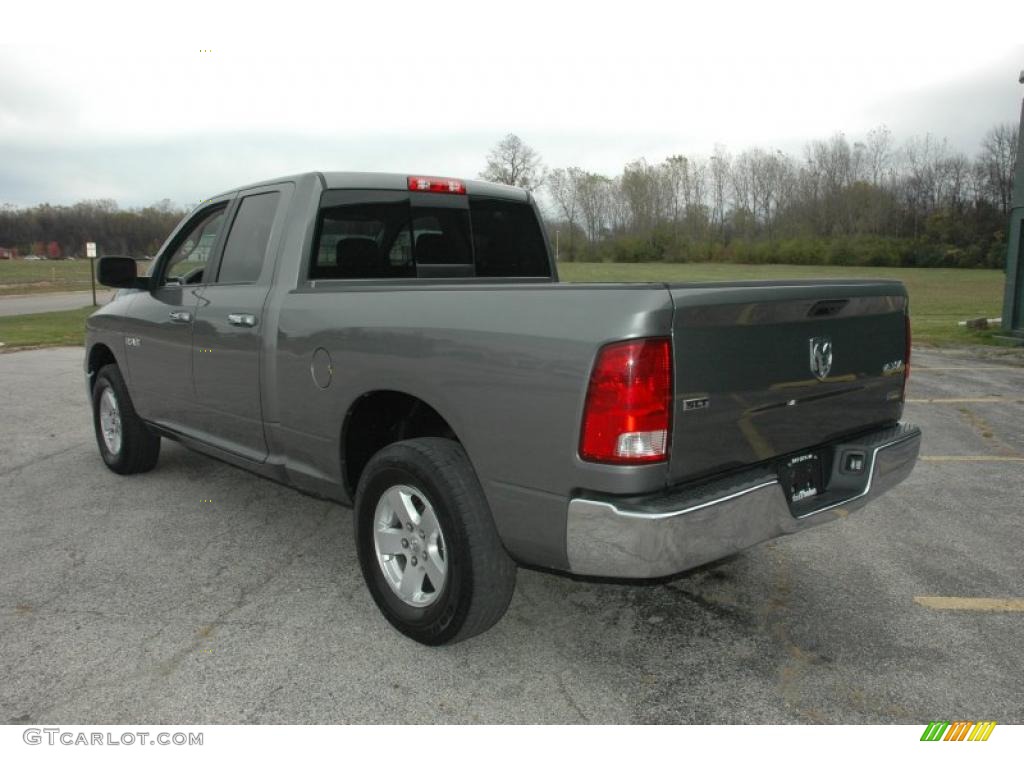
[169,310,192,323]
[227,313,258,328]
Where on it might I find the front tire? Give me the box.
[354,438,516,645]
[91,363,160,475]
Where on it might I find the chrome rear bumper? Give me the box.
[566,423,921,578]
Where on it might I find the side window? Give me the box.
[163,206,227,284]
[216,192,281,284]
[311,202,414,279]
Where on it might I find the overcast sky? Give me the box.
[2,1,1021,208]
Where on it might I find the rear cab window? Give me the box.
[470,197,550,277]
[313,201,414,280]
[310,190,551,280]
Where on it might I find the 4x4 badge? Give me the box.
[809,337,832,381]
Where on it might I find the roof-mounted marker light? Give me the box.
[407,176,467,194]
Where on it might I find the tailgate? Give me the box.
[667,280,908,484]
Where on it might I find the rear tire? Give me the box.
[91,363,160,475]
[354,438,516,645]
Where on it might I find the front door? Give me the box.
[125,203,230,430]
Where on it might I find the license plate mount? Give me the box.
[782,451,823,503]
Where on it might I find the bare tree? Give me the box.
[730,151,755,235]
[864,125,894,187]
[756,150,792,240]
[481,134,546,191]
[662,155,688,229]
[547,167,584,255]
[900,133,950,237]
[709,147,731,239]
[979,122,1019,214]
[683,156,709,240]
[727,148,791,240]
[576,173,612,243]
[621,159,666,232]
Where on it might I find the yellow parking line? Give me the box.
[914,597,1024,612]
[906,397,1013,404]
[921,456,1024,462]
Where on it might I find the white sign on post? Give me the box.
[86,242,97,259]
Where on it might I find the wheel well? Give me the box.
[343,391,458,496]
[87,343,118,388]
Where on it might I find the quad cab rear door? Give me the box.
[189,182,293,462]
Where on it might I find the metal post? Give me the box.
[90,252,97,307]
[999,71,1024,341]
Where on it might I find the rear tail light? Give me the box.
[901,313,912,401]
[904,313,912,383]
[407,176,466,194]
[580,338,672,464]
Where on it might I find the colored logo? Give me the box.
[920,720,997,741]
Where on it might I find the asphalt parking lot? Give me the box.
[1,345,1022,724]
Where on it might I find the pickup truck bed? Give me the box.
[85,171,920,644]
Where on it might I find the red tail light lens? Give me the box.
[580,338,672,464]
[901,313,912,402]
[407,176,466,194]
[905,314,912,383]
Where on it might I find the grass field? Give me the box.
[0,305,95,350]
[0,261,1010,350]
[559,262,1008,346]
[0,259,94,294]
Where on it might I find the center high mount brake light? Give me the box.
[407,176,466,195]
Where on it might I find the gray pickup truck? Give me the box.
[86,172,920,644]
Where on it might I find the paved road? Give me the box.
[0,291,113,317]
[0,346,1022,724]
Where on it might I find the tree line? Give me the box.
[1,125,1017,269]
[484,126,1019,268]
[0,199,186,259]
